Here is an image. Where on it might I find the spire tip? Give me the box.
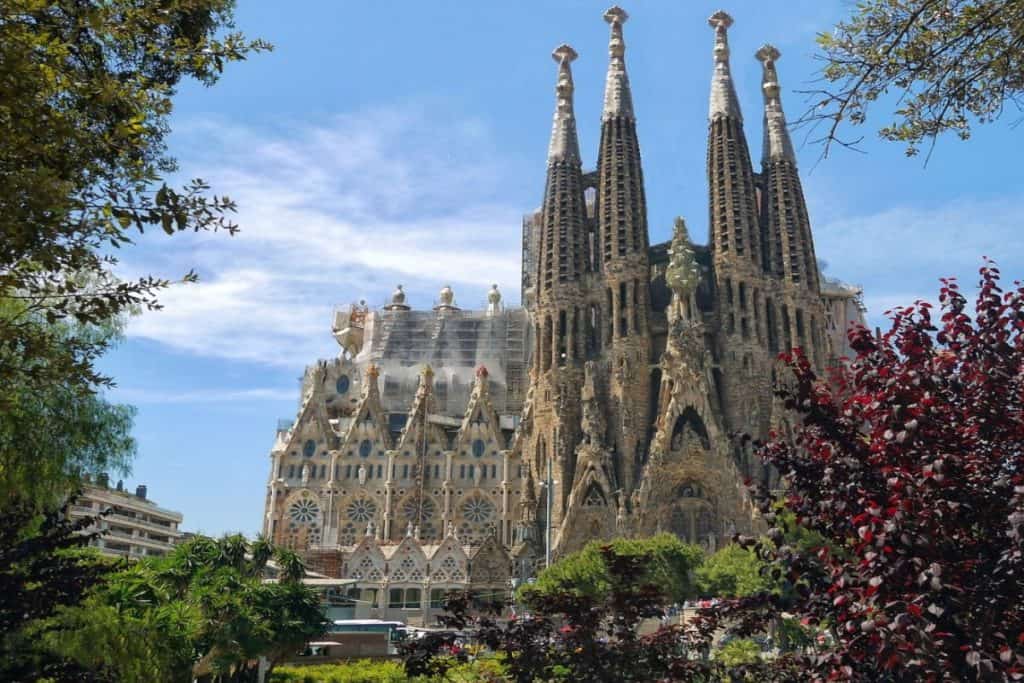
[552,44,578,64]
[708,10,734,31]
[604,6,628,25]
[756,43,781,63]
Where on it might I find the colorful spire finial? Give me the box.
[366,363,379,381]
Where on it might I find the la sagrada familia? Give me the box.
[262,8,865,596]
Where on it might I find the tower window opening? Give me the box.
[619,282,628,337]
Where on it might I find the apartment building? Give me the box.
[69,479,184,559]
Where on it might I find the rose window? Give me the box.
[289,498,320,524]
[401,495,436,522]
[462,497,495,524]
[346,498,377,523]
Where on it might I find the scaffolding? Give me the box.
[357,307,531,418]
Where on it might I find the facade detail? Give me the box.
[263,8,866,585]
[70,479,184,559]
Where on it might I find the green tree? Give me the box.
[43,534,326,682]
[695,544,771,599]
[0,0,269,398]
[0,307,135,506]
[804,0,1024,157]
[519,534,703,607]
[0,500,119,681]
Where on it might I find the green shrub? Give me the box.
[270,656,508,682]
[712,638,762,667]
[270,660,408,683]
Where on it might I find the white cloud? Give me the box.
[813,195,1024,328]
[121,105,529,368]
[111,386,298,404]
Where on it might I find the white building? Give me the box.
[69,480,184,559]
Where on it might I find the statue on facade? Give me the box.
[357,465,367,486]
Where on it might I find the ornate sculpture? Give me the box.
[665,217,701,299]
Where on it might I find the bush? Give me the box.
[270,660,408,683]
[713,638,762,667]
[270,657,507,682]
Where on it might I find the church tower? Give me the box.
[530,44,589,538]
[705,12,771,436]
[595,6,651,497]
[756,45,828,369]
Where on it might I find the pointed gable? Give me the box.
[468,534,511,586]
[389,536,428,583]
[426,530,469,584]
[456,365,503,450]
[345,532,386,581]
[398,365,448,454]
[342,363,391,453]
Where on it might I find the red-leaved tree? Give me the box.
[701,262,1024,680]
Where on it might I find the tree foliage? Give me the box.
[0,499,118,681]
[518,533,703,608]
[0,0,269,396]
[694,262,1024,679]
[43,534,326,682]
[0,308,135,506]
[804,0,1024,157]
[695,544,771,599]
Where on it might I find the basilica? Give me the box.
[261,7,865,609]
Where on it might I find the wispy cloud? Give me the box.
[813,195,1024,327]
[122,104,529,368]
[111,386,298,404]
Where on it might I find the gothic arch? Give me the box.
[671,406,711,451]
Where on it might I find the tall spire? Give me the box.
[705,10,760,268]
[756,45,819,292]
[602,6,634,120]
[596,5,650,500]
[756,44,796,163]
[537,43,588,299]
[548,44,581,164]
[708,10,742,122]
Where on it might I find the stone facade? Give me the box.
[262,8,866,582]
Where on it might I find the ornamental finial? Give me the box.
[548,44,581,163]
[707,10,741,121]
[602,6,634,120]
[756,44,796,163]
[756,43,782,100]
[604,6,628,58]
[366,363,379,380]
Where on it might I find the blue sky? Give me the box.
[100,1,1024,536]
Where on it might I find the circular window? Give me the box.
[289,498,320,524]
[346,498,377,523]
[358,439,373,458]
[471,439,486,458]
[462,497,495,523]
[336,374,350,395]
[303,439,316,458]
